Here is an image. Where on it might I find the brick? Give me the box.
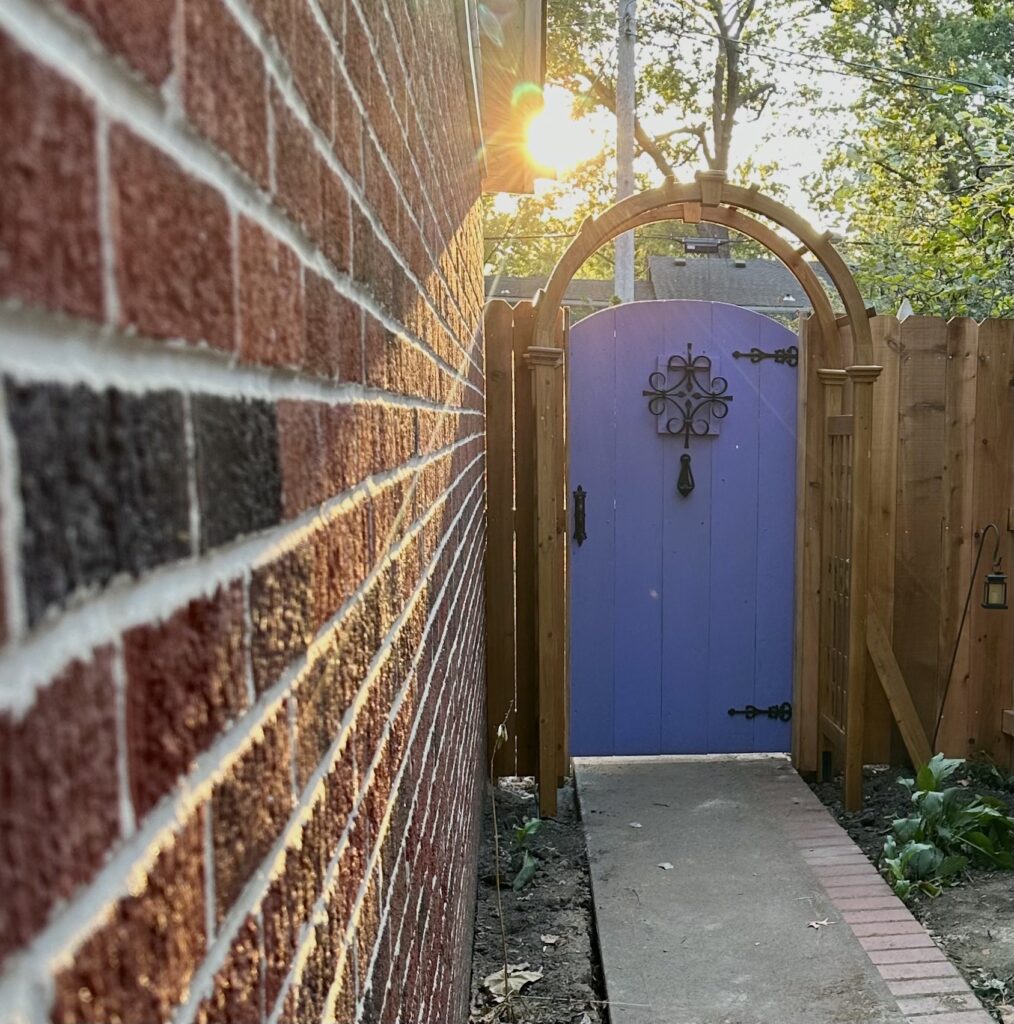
[887,977,970,997]
[111,127,234,349]
[878,961,959,980]
[850,920,926,937]
[277,400,325,516]
[0,648,118,966]
[860,937,942,950]
[65,0,173,85]
[320,404,362,493]
[322,165,351,272]
[831,895,904,911]
[282,0,334,138]
[125,582,248,818]
[868,946,947,964]
[212,707,294,920]
[312,502,370,624]
[6,382,190,624]
[294,657,354,790]
[272,88,323,238]
[303,270,362,381]
[250,541,316,694]
[192,395,281,549]
[238,218,304,367]
[52,811,206,1024]
[896,995,984,1016]
[0,34,102,318]
[197,914,262,1024]
[333,73,363,182]
[184,0,269,188]
[906,1013,992,1024]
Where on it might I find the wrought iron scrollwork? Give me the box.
[727,702,793,722]
[642,343,734,449]
[732,345,798,367]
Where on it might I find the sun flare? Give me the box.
[525,86,602,177]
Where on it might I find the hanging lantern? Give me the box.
[982,569,1008,610]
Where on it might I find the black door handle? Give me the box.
[573,485,587,546]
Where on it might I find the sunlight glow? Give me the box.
[525,86,603,178]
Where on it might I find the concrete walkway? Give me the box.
[575,755,993,1024]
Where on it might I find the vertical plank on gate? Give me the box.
[554,308,570,782]
[793,316,823,773]
[844,364,882,811]
[526,344,565,818]
[893,317,948,736]
[967,320,1014,764]
[513,302,538,776]
[865,317,901,763]
[936,318,979,756]
[484,300,518,776]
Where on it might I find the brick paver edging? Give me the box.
[761,768,994,1024]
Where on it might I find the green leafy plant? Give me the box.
[882,754,1014,900]
[512,817,542,892]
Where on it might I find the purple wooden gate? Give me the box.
[569,300,798,755]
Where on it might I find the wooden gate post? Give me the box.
[844,365,883,810]
[525,345,565,818]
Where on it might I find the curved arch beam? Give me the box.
[616,204,840,363]
[533,172,870,365]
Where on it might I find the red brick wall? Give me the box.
[0,0,487,1020]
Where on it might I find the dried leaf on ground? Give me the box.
[541,933,560,945]
[658,862,674,870]
[808,918,832,930]
[483,963,544,1000]
[628,822,642,828]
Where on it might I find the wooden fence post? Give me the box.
[844,364,882,811]
[525,345,565,818]
[484,301,518,776]
[817,369,847,775]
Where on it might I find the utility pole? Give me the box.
[614,0,636,302]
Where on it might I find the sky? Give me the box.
[498,12,863,236]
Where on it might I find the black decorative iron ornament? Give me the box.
[644,343,733,498]
[572,485,587,546]
[732,345,798,367]
[643,343,734,448]
[727,702,793,722]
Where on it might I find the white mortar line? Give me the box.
[0,435,481,715]
[94,110,120,325]
[111,640,137,840]
[204,802,217,945]
[0,0,482,390]
[175,485,486,1024]
[0,382,27,643]
[181,392,202,557]
[240,568,257,708]
[0,308,479,410]
[0,457,484,1024]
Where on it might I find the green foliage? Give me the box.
[882,755,1014,900]
[808,0,1014,318]
[511,817,543,891]
[514,817,542,849]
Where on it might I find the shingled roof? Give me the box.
[647,256,835,313]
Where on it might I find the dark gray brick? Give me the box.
[6,381,190,624]
[192,395,281,549]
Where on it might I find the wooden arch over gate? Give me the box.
[486,169,933,816]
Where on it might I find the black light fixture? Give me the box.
[981,522,1008,609]
[934,521,1008,747]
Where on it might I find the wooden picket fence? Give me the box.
[484,299,568,814]
[800,315,1014,808]
[485,301,1014,815]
